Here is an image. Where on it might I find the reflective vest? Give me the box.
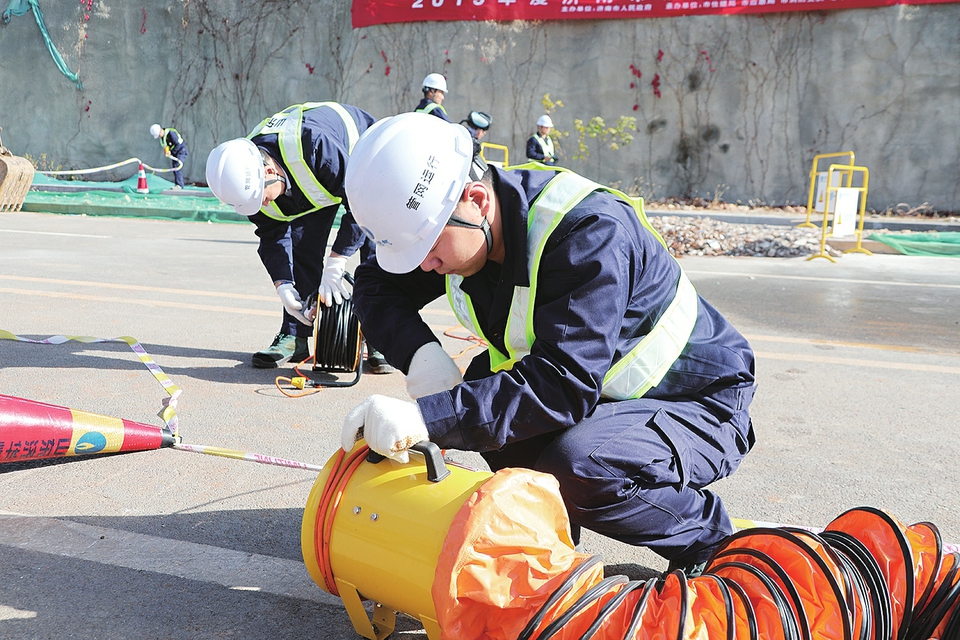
[446,166,699,401]
[160,128,183,155]
[248,102,360,222]
[533,133,554,159]
[416,101,448,118]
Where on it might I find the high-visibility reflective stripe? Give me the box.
[249,102,359,222]
[600,270,698,400]
[500,171,599,370]
[446,170,698,398]
[446,274,481,340]
[416,102,447,117]
[534,134,554,158]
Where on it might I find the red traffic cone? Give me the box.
[0,393,175,463]
[136,163,149,193]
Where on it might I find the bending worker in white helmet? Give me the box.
[414,73,451,122]
[526,114,557,165]
[150,123,189,188]
[341,113,757,576]
[205,102,394,372]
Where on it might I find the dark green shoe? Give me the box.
[364,349,396,374]
[665,558,708,578]
[252,333,310,369]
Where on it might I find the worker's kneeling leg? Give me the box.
[534,399,751,562]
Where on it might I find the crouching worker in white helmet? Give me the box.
[341,112,757,577]
[205,102,395,372]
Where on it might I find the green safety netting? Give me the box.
[3,0,82,88]
[25,173,348,227]
[869,232,960,258]
[25,173,248,223]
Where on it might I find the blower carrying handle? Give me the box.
[365,441,451,483]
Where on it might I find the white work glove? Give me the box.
[318,255,351,307]
[275,282,313,326]
[342,394,429,464]
[406,342,463,400]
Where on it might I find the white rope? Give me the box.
[39,156,183,177]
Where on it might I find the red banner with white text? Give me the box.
[352,0,954,27]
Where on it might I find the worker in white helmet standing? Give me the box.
[339,113,757,578]
[150,123,189,187]
[414,73,451,122]
[204,102,395,372]
[526,114,557,165]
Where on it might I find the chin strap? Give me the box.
[445,153,493,253]
[446,214,493,254]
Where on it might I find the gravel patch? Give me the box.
[649,215,844,258]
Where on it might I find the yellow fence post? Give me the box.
[807,163,871,262]
[480,142,509,168]
[800,151,856,229]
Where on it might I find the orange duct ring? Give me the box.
[819,529,892,640]
[826,507,914,639]
[725,579,760,640]
[709,547,812,640]
[685,574,735,640]
[711,561,801,640]
[904,521,943,613]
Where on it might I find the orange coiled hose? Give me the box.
[313,443,370,595]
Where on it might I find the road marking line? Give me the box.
[0,229,110,238]
[756,351,960,374]
[0,604,37,620]
[746,334,960,357]
[0,513,341,607]
[0,287,276,316]
[0,274,272,301]
[686,269,960,290]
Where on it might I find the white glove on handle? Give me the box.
[342,394,429,464]
[406,342,463,400]
[275,282,313,326]
[318,255,351,307]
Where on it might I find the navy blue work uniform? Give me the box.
[526,133,556,165]
[414,98,451,122]
[162,128,189,187]
[250,104,376,337]
[353,166,757,565]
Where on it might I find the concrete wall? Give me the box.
[1,0,958,211]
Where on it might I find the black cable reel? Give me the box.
[308,273,363,388]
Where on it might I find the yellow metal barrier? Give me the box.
[480,142,509,168]
[800,151,856,229]
[807,163,871,262]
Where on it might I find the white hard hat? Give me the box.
[205,138,265,216]
[537,115,554,128]
[149,124,162,138]
[345,113,474,274]
[422,73,448,94]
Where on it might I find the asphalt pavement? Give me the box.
[1,211,958,639]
